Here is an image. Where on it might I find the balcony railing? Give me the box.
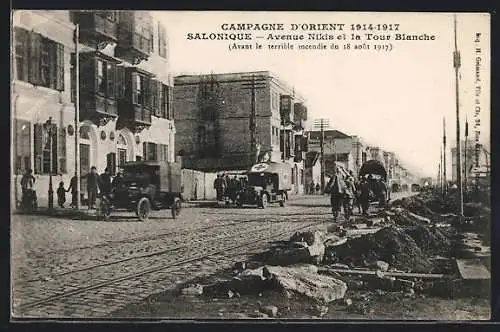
[94,14,118,40]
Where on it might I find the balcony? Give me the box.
[116,67,153,133]
[114,12,152,65]
[72,11,118,50]
[76,51,120,126]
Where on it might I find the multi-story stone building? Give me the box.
[12,10,175,207]
[307,130,368,177]
[173,71,308,194]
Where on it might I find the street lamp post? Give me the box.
[44,117,55,211]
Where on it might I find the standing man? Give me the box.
[358,177,371,216]
[99,167,112,198]
[20,168,36,209]
[67,174,79,208]
[344,173,357,220]
[326,167,346,222]
[86,166,99,209]
[214,174,225,202]
[377,178,388,208]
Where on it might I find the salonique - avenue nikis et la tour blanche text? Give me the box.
[186,23,437,41]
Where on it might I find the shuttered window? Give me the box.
[14,27,30,82]
[34,123,58,174]
[107,153,116,176]
[14,119,31,175]
[116,66,125,99]
[143,142,157,161]
[58,126,67,173]
[22,30,65,91]
[157,144,168,162]
[151,79,161,117]
[161,84,173,119]
[158,22,167,58]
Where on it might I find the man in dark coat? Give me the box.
[326,168,346,222]
[358,177,371,215]
[67,175,78,208]
[86,166,99,209]
[99,167,112,198]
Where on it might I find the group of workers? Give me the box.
[213,173,248,203]
[326,168,388,221]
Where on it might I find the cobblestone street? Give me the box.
[12,194,361,318]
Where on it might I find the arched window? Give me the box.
[117,134,127,171]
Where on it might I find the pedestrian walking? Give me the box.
[326,168,346,222]
[358,177,371,216]
[315,183,321,195]
[86,166,99,209]
[99,167,112,198]
[57,181,66,208]
[67,175,78,208]
[344,175,356,220]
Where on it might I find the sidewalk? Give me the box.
[13,205,97,219]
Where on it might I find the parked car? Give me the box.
[236,162,291,208]
[97,161,182,221]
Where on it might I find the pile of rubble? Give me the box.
[179,192,490,317]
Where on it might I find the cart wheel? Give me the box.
[171,198,181,219]
[259,193,268,209]
[136,197,151,221]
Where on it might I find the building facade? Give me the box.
[307,130,368,177]
[12,10,175,207]
[174,71,308,194]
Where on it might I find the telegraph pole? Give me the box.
[314,118,329,193]
[74,24,81,209]
[464,117,468,192]
[442,117,447,194]
[439,146,443,194]
[453,15,464,219]
[242,74,267,165]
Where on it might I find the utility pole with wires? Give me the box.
[313,118,330,193]
[74,24,81,209]
[464,117,469,193]
[453,14,464,220]
[442,117,447,194]
[242,74,267,165]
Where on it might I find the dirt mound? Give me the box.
[404,225,452,256]
[330,227,434,273]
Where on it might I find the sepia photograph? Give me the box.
[10,10,491,320]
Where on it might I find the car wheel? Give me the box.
[260,193,268,209]
[137,197,151,221]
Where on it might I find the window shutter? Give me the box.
[167,85,173,119]
[33,124,43,174]
[156,144,163,162]
[58,126,67,173]
[145,76,152,108]
[107,152,116,176]
[92,57,98,94]
[28,32,42,86]
[161,84,167,118]
[15,27,30,82]
[142,142,147,160]
[55,42,64,91]
[107,62,116,98]
[131,71,138,104]
[116,66,125,100]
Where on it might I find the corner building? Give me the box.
[12,10,175,207]
[174,71,309,194]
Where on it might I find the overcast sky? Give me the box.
[153,11,490,178]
